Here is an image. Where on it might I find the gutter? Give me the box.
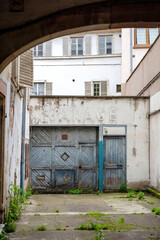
[21,88,26,191]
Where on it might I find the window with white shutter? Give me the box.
[85,36,91,55]
[46,82,52,95]
[19,49,33,88]
[85,82,91,96]
[45,40,52,57]
[63,37,69,56]
[101,81,108,96]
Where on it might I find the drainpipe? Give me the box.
[21,88,26,191]
[130,28,133,74]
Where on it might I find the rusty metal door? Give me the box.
[103,136,126,190]
[78,144,97,189]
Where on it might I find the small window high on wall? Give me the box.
[135,28,159,46]
[31,82,44,95]
[71,38,83,56]
[33,44,43,57]
[99,36,112,55]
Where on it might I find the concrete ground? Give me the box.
[7,193,160,240]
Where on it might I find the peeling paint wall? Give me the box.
[0,66,22,212]
[30,96,150,188]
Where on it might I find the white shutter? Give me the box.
[85,82,91,96]
[19,49,33,88]
[85,36,91,55]
[46,82,52,95]
[63,37,69,56]
[45,40,52,56]
[101,81,108,96]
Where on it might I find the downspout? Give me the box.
[130,28,133,74]
[21,88,26,191]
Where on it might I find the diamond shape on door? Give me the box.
[61,152,69,161]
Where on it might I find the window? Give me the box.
[93,82,100,96]
[85,81,108,96]
[99,36,112,55]
[116,84,121,93]
[33,44,43,57]
[31,83,44,95]
[135,28,159,46]
[71,38,83,56]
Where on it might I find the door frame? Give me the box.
[98,125,127,191]
[0,93,5,223]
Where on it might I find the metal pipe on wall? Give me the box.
[21,88,26,191]
[130,28,133,74]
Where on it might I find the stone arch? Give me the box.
[0,1,160,72]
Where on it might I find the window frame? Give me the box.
[31,82,45,95]
[98,35,112,55]
[70,37,84,56]
[93,81,101,96]
[134,28,159,47]
[33,44,44,57]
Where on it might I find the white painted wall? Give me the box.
[121,28,149,83]
[30,96,150,188]
[150,91,160,191]
[34,31,122,96]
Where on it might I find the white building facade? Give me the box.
[33,30,122,96]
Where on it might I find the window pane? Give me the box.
[78,38,83,44]
[78,50,83,55]
[38,83,44,95]
[106,48,112,54]
[136,28,147,44]
[33,47,36,56]
[71,39,76,44]
[31,83,37,95]
[106,36,112,43]
[71,50,76,55]
[149,28,159,44]
[99,36,105,43]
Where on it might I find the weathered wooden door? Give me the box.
[78,144,96,189]
[103,136,126,190]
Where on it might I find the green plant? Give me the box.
[96,190,103,195]
[0,230,7,240]
[146,201,154,204]
[118,217,124,224]
[34,214,40,216]
[68,188,83,194]
[88,189,94,194]
[137,191,144,200]
[86,212,105,218]
[128,188,136,198]
[36,225,47,231]
[120,183,127,193]
[5,222,16,233]
[55,209,59,213]
[128,197,133,201]
[56,227,62,230]
[152,206,159,213]
[92,231,105,240]
[74,222,109,231]
[37,203,41,206]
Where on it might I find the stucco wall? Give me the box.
[0,71,22,206]
[123,35,160,96]
[150,91,160,191]
[30,96,150,188]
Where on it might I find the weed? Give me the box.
[88,189,94,194]
[37,203,41,206]
[92,231,106,240]
[146,201,154,204]
[34,214,40,216]
[120,183,127,193]
[127,188,136,198]
[55,209,59,213]
[32,191,39,195]
[74,222,109,231]
[141,213,144,215]
[56,227,62,230]
[86,212,106,218]
[0,230,7,240]
[152,206,160,215]
[5,222,16,233]
[36,225,47,231]
[68,188,83,194]
[118,217,124,224]
[96,190,103,195]
[137,191,144,200]
[128,197,133,201]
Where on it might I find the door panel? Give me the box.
[78,144,97,189]
[32,169,51,187]
[103,137,126,190]
[54,146,76,167]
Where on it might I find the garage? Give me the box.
[30,126,99,191]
